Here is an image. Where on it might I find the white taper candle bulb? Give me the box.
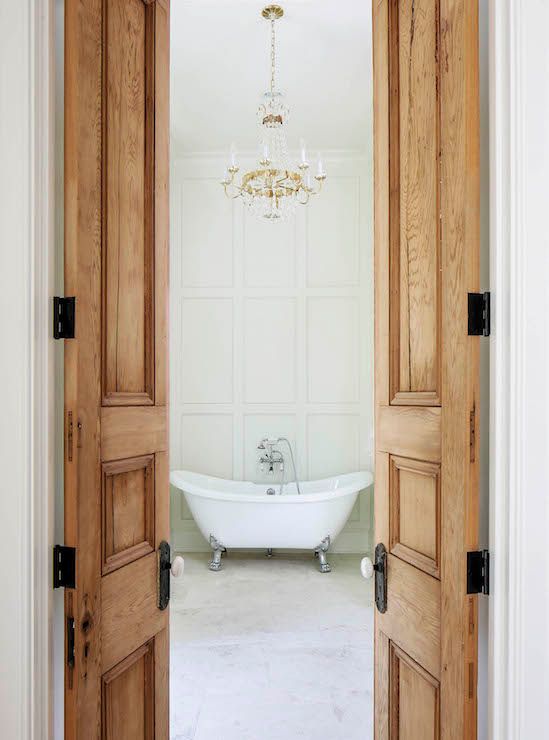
[317,153,324,176]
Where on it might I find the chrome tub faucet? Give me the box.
[257,437,301,495]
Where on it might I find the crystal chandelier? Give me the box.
[221,5,326,221]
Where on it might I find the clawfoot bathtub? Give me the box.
[169,470,373,572]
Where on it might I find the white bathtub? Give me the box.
[170,469,373,571]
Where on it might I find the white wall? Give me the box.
[169,152,374,553]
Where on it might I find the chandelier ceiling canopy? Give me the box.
[221,5,326,221]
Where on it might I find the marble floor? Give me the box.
[170,552,374,740]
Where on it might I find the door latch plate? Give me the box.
[158,541,171,610]
[374,543,388,613]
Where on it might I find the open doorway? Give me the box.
[55,0,488,735]
[168,2,374,737]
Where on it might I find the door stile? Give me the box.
[64,0,103,736]
[438,1,480,735]
[153,3,170,733]
[373,0,390,734]
[440,0,480,739]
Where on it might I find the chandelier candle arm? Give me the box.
[220,4,326,221]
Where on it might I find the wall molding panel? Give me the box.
[170,154,374,554]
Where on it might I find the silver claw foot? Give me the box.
[314,536,332,573]
[209,534,226,571]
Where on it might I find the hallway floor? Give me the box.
[170,552,374,740]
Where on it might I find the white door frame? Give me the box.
[488,1,549,737]
[0,0,55,737]
[2,1,548,737]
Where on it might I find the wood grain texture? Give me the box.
[373,5,391,733]
[154,0,170,407]
[101,553,165,674]
[102,455,155,575]
[377,405,441,462]
[373,0,480,736]
[390,456,440,578]
[374,0,390,411]
[378,554,441,680]
[390,643,440,740]
[64,0,103,736]
[65,0,170,736]
[395,0,440,400]
[153,626,169,740]
[375,629,390,740]
[102,0,154,406]
[439,0,480,736]
[101,406,167,461]
[102,641,154,740]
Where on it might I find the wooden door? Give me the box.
[64,0,170,737]
[373,0,480,738]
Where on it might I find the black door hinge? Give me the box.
[53,296,76,339]
[467,549,490,595]
[468,292,491,336]
[53,545,76,589]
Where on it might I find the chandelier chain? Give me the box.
[270,19,276,94]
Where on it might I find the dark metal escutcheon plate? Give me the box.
[158,541,171,611]
[374,543,387,614]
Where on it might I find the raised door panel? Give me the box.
[389,0,441,406]
[102,0,155,406]
[390,644,440,740]
[102,642,154,740]
[101,553,166,673]
[389,456,440,578]
[102,455,155,575]
[378,554,440,680]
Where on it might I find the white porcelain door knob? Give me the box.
[360,556,374,580]
[170,556,185,578]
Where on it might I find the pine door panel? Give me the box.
[64,0,170,737]
[374,0,480,737]
[377,406,441,462]
[102,642,155,740]
[101,454,156,575]
[390,644,440,740]
[389,456,440,578]
[101,406,168,460]
[380,554,441,680]
[102,0,155,406]
[389,0,441,406]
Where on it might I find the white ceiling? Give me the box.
[170,0,372,156]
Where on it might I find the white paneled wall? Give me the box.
[170,153,374,553]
